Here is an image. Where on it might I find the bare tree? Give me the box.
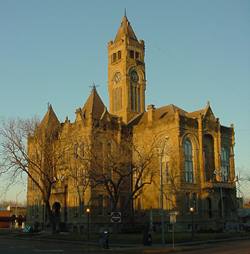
[0,118,64,227]
[83,135,158,215]
[65,141,91,215]
[129,140,159,210]
[162,155,182,211]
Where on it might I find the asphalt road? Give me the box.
[177,239,250,254]
[0,237,98,254]
[0,236,250,254]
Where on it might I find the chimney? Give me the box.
[147,104,155,124]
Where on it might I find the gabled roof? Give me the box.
[129,102,219,127]
[82,87,106,120]
[114,15,138,43]
[154,104,187,119]
[131,104,187,126]
[39,104,60,132]
[187,102,215,120]
[187,109,205,118]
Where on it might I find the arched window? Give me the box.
[129,69,141,112]
[221,147,230,182]
[184,138,194,183]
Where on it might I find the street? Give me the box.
[0,236,250,254]
[177,239,250,254]
[0,237,97,254]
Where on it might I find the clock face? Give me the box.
[113,72,121,84]
[130,70,139,82]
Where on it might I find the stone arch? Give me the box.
[137,68,145,82]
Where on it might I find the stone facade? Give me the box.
[27,15,237,232]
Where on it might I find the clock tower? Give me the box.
[108,15,146,123]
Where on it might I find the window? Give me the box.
[129,69,140,112]
[118,50,121,59]
[130,50,134,58]
[80,143,84,158]
[184,138,194,183]
[135,51,139,59]
[185,192,190,212]
[205,198,212,218]
[112,52,117,62]
[74,143,78,158]
[203,135,215,181]
[221,147,230,181]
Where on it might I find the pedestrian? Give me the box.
[103,230,109,249]
[147,232,152,246]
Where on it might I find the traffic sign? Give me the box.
[169,211,178,224]
[110,212,121,223]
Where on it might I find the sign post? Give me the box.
[169,211,178,249]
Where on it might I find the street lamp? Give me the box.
[189,207,194,241]
[86,208,90,241]
[169,211,178,249]
[159,136,168,245]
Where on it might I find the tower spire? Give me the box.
[124,8,127,17]
[114,13,137,43]
[108,16,146,123]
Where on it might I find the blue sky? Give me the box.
[0,0,249,202]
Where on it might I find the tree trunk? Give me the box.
[44,200,54,232]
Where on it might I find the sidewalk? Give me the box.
[1,229,250,253]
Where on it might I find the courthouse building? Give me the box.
[27,15,237,232]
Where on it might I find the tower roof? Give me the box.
[114,15,138,43]
[40,104,60,127]
[82,86,106,120]
[39,104,60,133]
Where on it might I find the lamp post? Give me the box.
[189,207,194,241]
[86,208,90,241]
[159,137,168,245]
[169,211,178,249]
